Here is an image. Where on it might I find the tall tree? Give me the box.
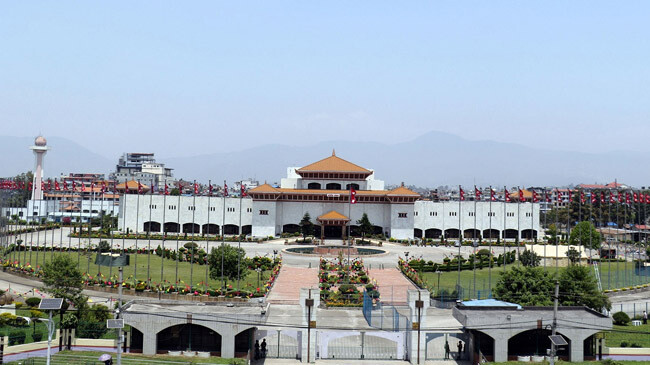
[208,245,248,283]
[569,221,601,249]
[357,213,373,240]
[299,212,313,237]
[493,266,555,306]
[41,255,87,318]
[559,264,611,311]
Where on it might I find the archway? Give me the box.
[143,221,161,233]
[445,229,460,239]
[164,222,180,233]
[472,330,494,362]
[202,224,219,235]
[503,229,518,239]
[464,229,481,240]
[183,223,200,234]
[483,229,500,239]
[223,224,239,235]
[130,327,144,354]
[345,183,360,190]
[235,328,253,357]
[307,182,321,190]
[521,229,537,239]
[425,229,442,239]
[326,183,342,190]
[426,333,471,361]
[507,329,569,359]
[324,226,343,238]
[241,225,252,235]
[414,228,423,238]
[282,224,301,234]
[156,324,222,354]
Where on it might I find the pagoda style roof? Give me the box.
[317,211,349,221]
[296,151,371,174]
[116,180,150,192]
[249,184,280,193]
[387,186,420,196]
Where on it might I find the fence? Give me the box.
[609,301,650,318]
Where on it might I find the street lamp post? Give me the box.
[256,267,262,289]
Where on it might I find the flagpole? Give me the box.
[134,180,140,284]
[624,191,628,287]
[147,180,153,289]
[555,189,559,274]
[191,180,197,290]
[473,186,477,299]
[59,180,64,263]
[457,185,462,300]
[503,186,507,272]
[206,181,212,291]
[221,181,226,289]
[517,186,521,267]
[160,184,168,285]
[614,189,619,288]
[347,187,352,279]
[488,186,493,296]
[543,189,547,270]
[566,189,571,250]
[237,183,242,291]
[109,182,117,282]
[175,182,181,286]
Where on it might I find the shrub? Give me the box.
[61,314,78,329]
[0,313,16,326]
[25,297,42,308]
[14,317,28,327]
[612,311,630,325]
[338,284,359,295]
[31,332,43,342]
[620,341,629,347]
[14,302,23,309]
[9,329,26,345]
[97,240,110,252]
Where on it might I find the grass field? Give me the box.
[9,251,271,290]
[420,261,650,299]
[6,350,247,364]
[604,322,650,348]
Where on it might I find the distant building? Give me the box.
[110,152,174,188]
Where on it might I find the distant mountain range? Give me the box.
[0,132,646,188]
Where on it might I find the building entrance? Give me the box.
[324,225,343,238]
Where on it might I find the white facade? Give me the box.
[118,194,253,235]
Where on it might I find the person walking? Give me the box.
[261,338,267,358]
[444,340,450,360]
[254,339,260,360]
[457,340,463,360]
[643,310,648,325]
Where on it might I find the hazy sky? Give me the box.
[2,2,649,159]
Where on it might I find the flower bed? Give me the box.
[318,254,378,307]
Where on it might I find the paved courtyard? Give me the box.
[266,267,319,304]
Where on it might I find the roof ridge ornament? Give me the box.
[332,148,336,156]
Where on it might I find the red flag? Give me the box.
[646,193,650,204]
[610,191,615,204]
[475,187,482,201]
[626,192,631,205]
[459,187,465,201]
[81,182,86,192]
[91,182,96,193]
[532,190,539,203]
[63,180,68,191]
[101,181,106,193]
[519,188,525,202]
[350,188,357,204]
[223,182,228,197]
[28,181,33,192]
[591,192,597,204]
[580,190,585,204]
[72,180,76,191]
[490,189,497,202]
[113,181,117,194]
[505,189,511,202]
[240,184,247,197]
[618,191,623,203]
[178,182,183,195]
[633,192,639,203]
[41,181,45,191]
[600,191,605,203]
[164,184,169,195]
[208,183,213,196]
[568,190,572,203]
[55,180,60,191]
[194,182,199,195]
[138,181,143,194]
[545,193,551,203]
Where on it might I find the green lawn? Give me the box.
[604,323,650,348]
[10,251,271,290]
[6,350,247,364]
[420,261,650,299]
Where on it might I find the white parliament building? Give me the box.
[118,152,540,240]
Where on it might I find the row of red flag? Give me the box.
[459,186,650,205]
[0,179,246,197]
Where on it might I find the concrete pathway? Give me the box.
[368,268,417,305]
[266,267,319,304]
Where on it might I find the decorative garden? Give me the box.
[318,253,379,307]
